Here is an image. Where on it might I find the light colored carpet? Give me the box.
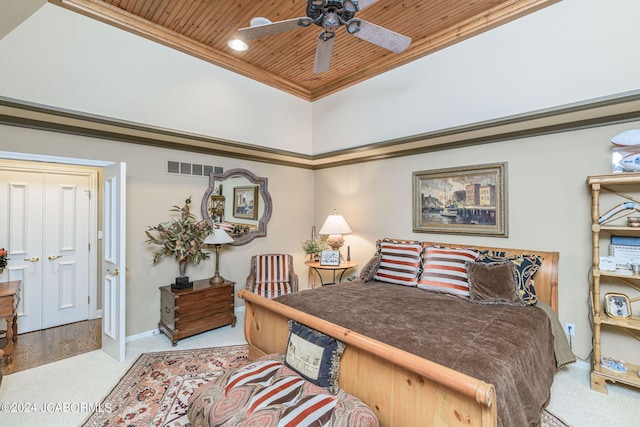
[1,314,638,426]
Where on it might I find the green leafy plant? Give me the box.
[301,236,327,255]
[145,197,212,275]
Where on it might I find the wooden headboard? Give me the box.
[422,242,559,313]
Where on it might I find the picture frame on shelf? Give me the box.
[412,162,508,237]
[604,293,632,318]
[320,250,340,266]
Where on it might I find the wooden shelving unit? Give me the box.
[588,172,640,393]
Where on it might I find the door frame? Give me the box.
[0,151,120,323]
[0,158,100,320]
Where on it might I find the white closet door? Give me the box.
[42,172,90,328]
[0,169,43,333]
[0,169,91,333]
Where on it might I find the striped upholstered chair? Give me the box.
[246,254,298,299]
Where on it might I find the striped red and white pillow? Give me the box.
[418,246,479,298]
[277,393,338,425]
[225,359,282,394]
[373,240,423,286]
[247,375,306,414]
[256,254,290,284]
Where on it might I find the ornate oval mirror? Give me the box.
[201,168,272,246]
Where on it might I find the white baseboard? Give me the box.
[125,305,246,343]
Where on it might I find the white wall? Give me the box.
[0,3,313,154]
[0,124,315,336]
[312,0,640,153]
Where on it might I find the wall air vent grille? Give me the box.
[167,161,222,177]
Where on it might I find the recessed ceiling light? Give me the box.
[227,38,248,52]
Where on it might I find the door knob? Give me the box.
[48,255,62,260]
[107,268,120,276]
[24,257,39,262]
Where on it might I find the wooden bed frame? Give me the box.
[239,242,559,427]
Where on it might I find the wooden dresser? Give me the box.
[0,280,20,363]
[158,279,236,346]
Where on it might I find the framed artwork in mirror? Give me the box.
[201,168,272,246]
[233,186,259,220]
[412,162,508,237]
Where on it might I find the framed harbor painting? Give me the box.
[412,163,508,237]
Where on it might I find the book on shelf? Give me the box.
[611,236,640,247]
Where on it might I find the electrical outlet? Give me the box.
[565,322,576,336]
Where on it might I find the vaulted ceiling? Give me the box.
[50,0,559,101]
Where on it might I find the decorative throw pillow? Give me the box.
[418,246,479,298]
[477,251,542,305]
[359,253,381,282]
[284,321,345,394]
[373,239,423,286]
[466,261,526,306]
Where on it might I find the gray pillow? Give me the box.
[358,253,381,282]
[466,261,525,306]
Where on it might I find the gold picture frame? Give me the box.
[233,186,258,220]
[604,292,632,318]
[412,162,508,237]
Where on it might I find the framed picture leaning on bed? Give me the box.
[412,162,508,237]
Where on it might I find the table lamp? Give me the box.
[203,228,235,284]
[319,209,352,254]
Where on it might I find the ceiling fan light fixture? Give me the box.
[250,17,272,27]
[227,38,248,51]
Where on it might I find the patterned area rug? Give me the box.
[82,344,570,427]
[82,345,249,427]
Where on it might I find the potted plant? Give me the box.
[0,248,8,275]
[301,236,327,262]
[145,197,212,288]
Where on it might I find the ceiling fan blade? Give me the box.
[356,0,380,11]
[348,19,411,53]
[314,34,336,73]
[237,17,310,40]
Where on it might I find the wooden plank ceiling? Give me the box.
[50,0,559,101]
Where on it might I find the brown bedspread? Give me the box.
[275,280,557,427]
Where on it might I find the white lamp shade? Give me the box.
[203,228,235,245]
[319,212,352,235]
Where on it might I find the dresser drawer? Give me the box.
[0,295,15,317]
[176,285,233,308]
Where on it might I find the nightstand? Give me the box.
[305,260,358,287]
[158,279,236,346]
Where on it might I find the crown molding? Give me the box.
[1,91,639,169]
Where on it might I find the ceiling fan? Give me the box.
[236,0,412,73]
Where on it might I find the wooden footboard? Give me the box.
[239,289,497,427]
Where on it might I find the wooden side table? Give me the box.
[305,261,358,287]
[159,279,236,346]
[0,280,20,364]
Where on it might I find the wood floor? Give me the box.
[1,319,101,375]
